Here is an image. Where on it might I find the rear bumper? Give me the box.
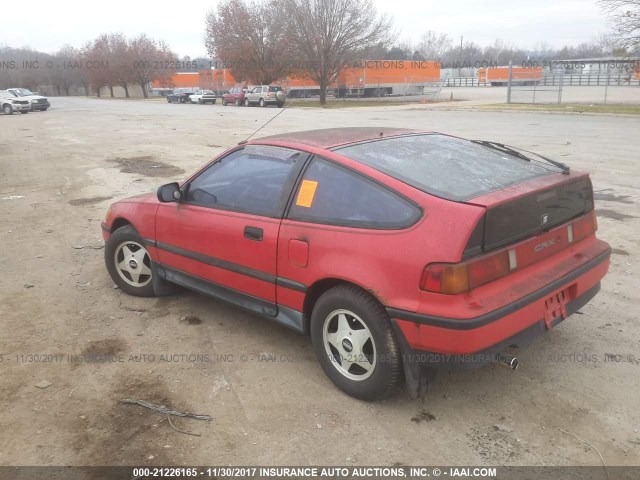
[392,280,601,371]
[390,246,610,370]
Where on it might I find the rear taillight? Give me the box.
[420,251,509,295]
[571,209,597,243]
[421,210,597,295]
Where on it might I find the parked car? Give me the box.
[222,87,247,106]
[166,88,197,103]
[244,85,285,107]
[189,90,217,104]
[0,90,31,114]
[5,87,50,111]
[101,128,610,400]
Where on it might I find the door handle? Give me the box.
[244,226,263,241]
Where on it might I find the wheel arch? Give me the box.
[302,277,386,333]
[109,217,133,233]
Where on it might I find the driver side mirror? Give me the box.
[157,182,183,202]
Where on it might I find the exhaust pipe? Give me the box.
[495,353,519,370]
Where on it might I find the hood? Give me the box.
[116,191,158,204]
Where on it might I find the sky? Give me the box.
[0,0,608,57]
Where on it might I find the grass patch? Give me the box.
[477,103,640,115]
[295,99,422,109]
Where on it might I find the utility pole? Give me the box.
[458,36,463,76]
[507,60,513,104]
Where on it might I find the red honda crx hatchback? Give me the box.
[102,128,610,400]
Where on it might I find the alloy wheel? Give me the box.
[322,309,377,381]
[113,240,152,287]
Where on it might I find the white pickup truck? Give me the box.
[5,88,50,111]
[0,90,31,114]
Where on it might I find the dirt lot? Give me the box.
[0,97,639,468]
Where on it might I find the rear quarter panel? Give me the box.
[270,146,486,312]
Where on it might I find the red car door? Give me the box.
[154,145,307,320]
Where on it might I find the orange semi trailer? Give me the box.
[337,60,440,97]
[478,66,543,86]
[284,60,441,98]
[155,61,442,97]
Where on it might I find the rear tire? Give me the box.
[235,99,241,107]
[105,225,155,297]
[259,98,266,107]
[244,98,250,107]
[310,284,402,400]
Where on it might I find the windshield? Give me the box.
[334,134,560,201]
[13,88,34,97]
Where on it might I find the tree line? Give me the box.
[0,33,176,98]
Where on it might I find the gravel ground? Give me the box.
[0,97,638,468]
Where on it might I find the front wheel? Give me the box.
[105,225,155,297]
[310,285,402,400]
[3,104,13,115]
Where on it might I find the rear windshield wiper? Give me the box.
[471,140,570,175]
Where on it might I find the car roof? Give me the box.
[251,127,425,149]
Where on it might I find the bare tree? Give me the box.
[417,31,452,60]
[205,0,293,84]
[82,34,119,97]
[109,33,134,98]
[599,0,640,49]
[130,34,177,98]
[0,46,50,90]
[51,45,89,95]
[283,0,393,104]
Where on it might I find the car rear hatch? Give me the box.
[334,133,594,257]
[464,172,594,255]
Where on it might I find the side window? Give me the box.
[185,146,303,217]
[288,158,420,229]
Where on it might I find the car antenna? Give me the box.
[239,98,297,145]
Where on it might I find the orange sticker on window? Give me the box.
[296,180,318,208]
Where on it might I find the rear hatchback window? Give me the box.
[334,134,559,201]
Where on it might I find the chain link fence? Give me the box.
[506,63,639,105]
